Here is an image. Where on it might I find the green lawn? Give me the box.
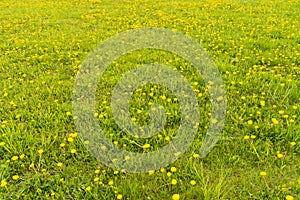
[0,0,299,199]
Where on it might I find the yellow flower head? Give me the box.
[260,171,267,176]
[190,180,196,186]
[170,167,177,172]
[172,194,180,200]
[0,180,7,187]
[171,179,177,185]
[286,195,294,200]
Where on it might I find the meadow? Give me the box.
[0,0,300,199]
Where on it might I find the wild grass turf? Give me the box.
[0,0,300,199]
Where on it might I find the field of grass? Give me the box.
[0,0,300,199]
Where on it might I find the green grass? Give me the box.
[0,0,300,199]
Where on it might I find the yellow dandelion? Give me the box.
[193,153,200,158]
[0,142,5,146]
[167,172,172,177]
[67,137,74,142]
[60,143,65,147]
[108,180,114,186]
[171,179,177,185]
[94,169,100,174]
[11,156,18,161]
[94,177,99,182]
[117,194,123,199]
[277,153,283,158]
[70,133,78,138]
[271,118,279,125]
[0,180,7,187]
[244,135,250,140]
[70,149,77,154]
[279,110,284,114]
[148,170,155,175]
[250,135,256,139]
[170,167,177,172]
[286,195,294,200]
[142,143,150,149]
[85,186,91,191]
[20,154,25,159]
[260,171,267,176]
[12,175,19,180]
[290,142,296,147]
[38,149,44,154]
[172,194,180,200]
[247,120,253,125]
[190,180,196,186]
[260,101,265,107]
[57,162,63,167]
[66,112,71,116]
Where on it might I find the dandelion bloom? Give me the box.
[190,180,196,186]
[0,180,7,187]
[172,194,180,200]
[260,171,267,176]
[57,162,63,167]
[170,167,177,172]
[286,195,294,200]
[171,179,177,185]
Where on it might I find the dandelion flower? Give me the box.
[244,135,250,140]
[271,118,279,125]
[0,180,7,187]
[172,194,180,200]
[117,194,123,199]
[11,156,18,161]
[148,170,155,175]
[0,142,5,146]
[286,195,294,200]
[57,162,63,167]
[171,179,177,185]
[279,110,284,114]
[260,171,267,176]
[290,142,296,147]
[277,153,283,158]
[250,135,256,139]
[193,153,200,158]
[142,143,150,149]
[38,149,44,154]
[170,167,177,172]
[108,180,114,185]
[190,180,196,186]
[70,149,77,154]
[85,186,91,191]
[12,175,19,180]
